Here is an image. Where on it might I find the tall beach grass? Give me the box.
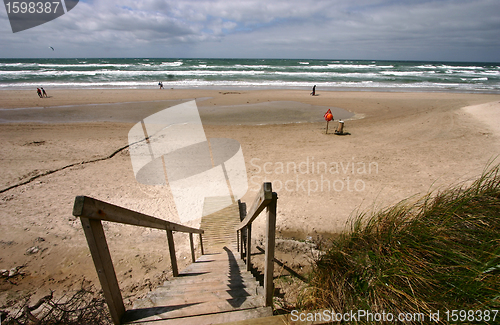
[299,165,500,323]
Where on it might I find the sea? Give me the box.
[1,58,499,93]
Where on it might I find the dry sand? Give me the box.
[1,89,500,313]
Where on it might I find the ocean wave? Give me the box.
[439,65,485,70]
[462,77,488,81]
[160,61,183,66]
[380,71,427,76]
[2,79,497,92]
[327,64,377,69]
[1,59,498,93]
[37,63,135,68]
[326,64,394,69]
[416,65,437,69]
[233,64,271,69]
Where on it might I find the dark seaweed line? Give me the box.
[0,138,147,194]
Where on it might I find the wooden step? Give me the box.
[124,306,272,325]
[128,295,265,322]
[156,279,261,294]
[175,267,255,278]
[135,289,260,307]
[180,261,248,273]
[178,266,244,274]
[220,313,328,325]
[144,287,260,302]
[160,274,258,287]
[187,254,246,264]
[156,307,272,325]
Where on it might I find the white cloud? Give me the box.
[0,0,498,61]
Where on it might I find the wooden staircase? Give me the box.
[122,203,273,324]
[74,184,278,325]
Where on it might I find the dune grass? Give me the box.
[298,165,500,323]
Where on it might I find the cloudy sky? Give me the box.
[1,0,499,61]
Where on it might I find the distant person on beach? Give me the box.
[158,81,164,89]
[311,85,316,96]
[36,88,42,98]
[41,87,47,97]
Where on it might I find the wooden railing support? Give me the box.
[240,229,245,260]
[246,224,252,271]
[166,230,179,277]
[264,192,277,306]
[238,200,247,259]
[236,230,240,252]
[189,233,196,263]
[80,217,125,325]
[199,233,204,255]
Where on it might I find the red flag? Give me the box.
[324,109,333,121]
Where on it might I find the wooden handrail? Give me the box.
[237,182,273,230]
[236,182,278,307]
[73,196,204,325]
[73,196,203,234]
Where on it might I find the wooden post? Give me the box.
[166,230,178,277]
[336,120,344,134]
[238,200,247,259]
[189,233,196,263]
[264,193,277,307]
[199,233,204,256]
[326,120,329,134]
[246,224,252,271]
[236,230,240,252]
[80,218,125,325]
[240,228,245,260]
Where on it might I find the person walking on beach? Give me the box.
[36,88,43,98]
[41,87,47,97]
[311,85,316,96]
[158,81,164,89]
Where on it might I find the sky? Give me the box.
[1,0,499,61]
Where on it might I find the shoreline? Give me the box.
[1,88,500,108]
[2,85,500,96]
[2,85,500,95]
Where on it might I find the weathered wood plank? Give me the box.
[199,233,204,255]
[246,224,252,272]
[189,233,196,263]
[237,183,272,230]
[73,196,203,234]
[237,200,245,254]
[240,229,245,260]
[264,192,278,307]
[80,218,125,325]
[236,230,240,253]
[238,200,247,225]
[222,312,327,325]
[166,230,179,277]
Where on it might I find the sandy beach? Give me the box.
[1,88,500,313]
